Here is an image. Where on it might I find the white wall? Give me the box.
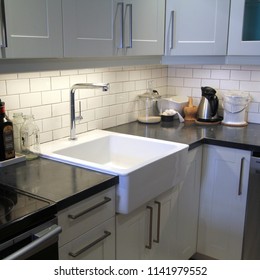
[0,65,167,143]
[168,65,260,124]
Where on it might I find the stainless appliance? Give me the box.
[197,86,219,122]
[0,185,61,260]
[242,152,260,259]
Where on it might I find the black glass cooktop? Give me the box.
[0,185,56,243]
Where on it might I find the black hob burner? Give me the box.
[0,184,57,244]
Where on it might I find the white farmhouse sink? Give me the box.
[40,130,188,214]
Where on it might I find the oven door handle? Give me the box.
[3,224,62,260]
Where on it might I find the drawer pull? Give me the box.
[153,201,161,244]
[145,206,153,249]
[68,197,112,220]
[238,157,245,196]
[69,231,111,258]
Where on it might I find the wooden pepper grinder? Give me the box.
[184,97,198,122]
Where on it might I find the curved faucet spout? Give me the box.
[69,83,109,140]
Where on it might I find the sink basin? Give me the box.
[40,130,188,214]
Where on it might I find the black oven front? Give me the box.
[0,185,60,260]
[1,217,61,260]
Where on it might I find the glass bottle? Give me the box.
[0,99,15,161]
[12,112,24,154]
[20,115,40,160]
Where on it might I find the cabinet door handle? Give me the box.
[238,157,245,196]
[125,4,133,49]
[68,197,112,220]
[170,10,175,49]
[145,206,153,249]
[117,2,124,49]
[153,201,161,244]
[0,0,7,48]
[68,231,111,258]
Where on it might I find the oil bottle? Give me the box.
[0,99,15,161]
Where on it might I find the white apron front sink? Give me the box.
[40,130,188,214]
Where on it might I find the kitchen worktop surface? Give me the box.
[107,120,260,152]
[0,158,118,211]
[0,120,259,212]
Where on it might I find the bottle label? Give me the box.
[3,125,15,159]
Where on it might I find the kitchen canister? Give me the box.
[137,90,161,124]
[222,91,251,126]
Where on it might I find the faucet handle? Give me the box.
[75,101,83,122]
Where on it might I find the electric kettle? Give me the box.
[197,86,219,122]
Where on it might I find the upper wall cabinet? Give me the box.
[119,0,165,56]
[165,0,230,56]
[228,0,260,55]
[62,0,115,57]
[1,0,63,58]
[62,0,165,58]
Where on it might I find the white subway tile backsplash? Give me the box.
[1,64,260,145]
[51,76,70,90]
[2,95,19,110]
[30,78,51,92]
[231,70,250,81]
[220,80,240,90]
[240,81,260,92]
[20,92,42,107]
[211,70,230,80]
[42,90,62,105]
[6,79,30,94]
[32,105,52,120]
[42,116,62,132]
[251,71,260,81]
[0,81,6,95]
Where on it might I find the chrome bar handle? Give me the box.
[146,206,153,249]
[0,0,7,48]
[125,4,133,49]
[69,231,111,257]
[238,157,245,196]
[153,201,161,244]
[170,10,175,50]
[117,2,124,49]
[68,197,112,220]
[4,224,62,260]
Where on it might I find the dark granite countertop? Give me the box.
[107,121,260,152]
[1,120,259,211]
[0,158,118,211]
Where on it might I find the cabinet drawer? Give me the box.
[59,217,115,260]
[58,187,115,246]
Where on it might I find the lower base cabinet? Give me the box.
[116,147,202,260]
[59,218,115,260]
[197,145,250,260]
[58,187,116,260]
[176,147,202,259]
[116,187,179,260]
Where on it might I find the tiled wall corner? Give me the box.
[168,65,260,124]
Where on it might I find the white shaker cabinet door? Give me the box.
[121,0,165,56]
[176,147,202,260]
[197,145,250,260]
[2,0,63,58]
[62,0,115,57]
[165,0,230,55]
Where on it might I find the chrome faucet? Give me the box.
[69,83,109,140]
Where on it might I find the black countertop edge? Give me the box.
[56,176,119,211]
[202,138,260,152]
